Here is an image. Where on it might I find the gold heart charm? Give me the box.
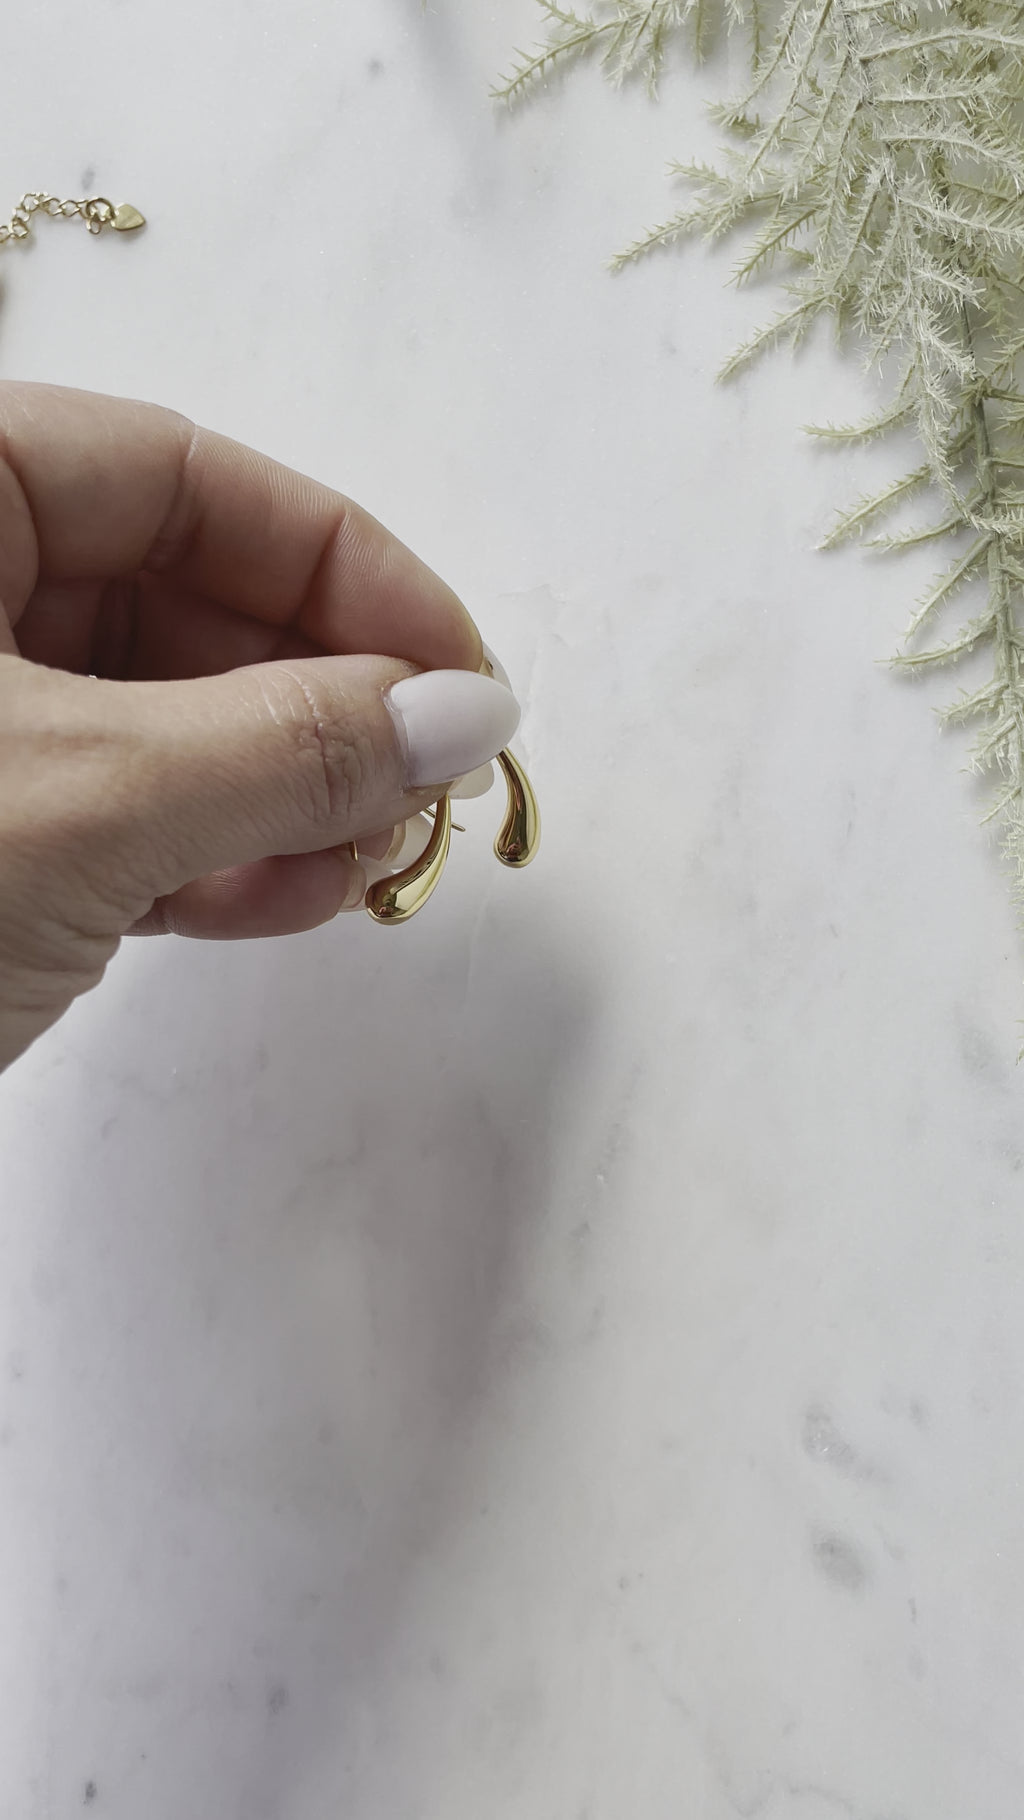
[113,203,145,233]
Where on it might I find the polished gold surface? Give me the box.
[494,748,541,869]
[365,794,453,924]
[365,745,539,924]
[113,202,146,232]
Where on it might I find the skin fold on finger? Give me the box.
[128,850,367,939]
[0,382,481,675]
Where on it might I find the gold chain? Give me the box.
[0,192,145,246]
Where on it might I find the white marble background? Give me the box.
[1,3,1023,1816]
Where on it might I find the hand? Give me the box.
[0,383,520,1072]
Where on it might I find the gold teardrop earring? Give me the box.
[364,744,540,926]
[364,794,453,924]
[493,748,540,868]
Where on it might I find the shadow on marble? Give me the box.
[36,902,596,1817]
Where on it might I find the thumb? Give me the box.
[99,655,522,904]
[5,654,520,930]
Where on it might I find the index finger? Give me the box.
[0,381,481,671]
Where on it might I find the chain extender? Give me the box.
[0,193,145,245]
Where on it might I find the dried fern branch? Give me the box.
[494,2,718,98]
[498,0,1024,919]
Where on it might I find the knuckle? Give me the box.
[0,664,125,839]
[0,661,155,920]
[267,667,376,829]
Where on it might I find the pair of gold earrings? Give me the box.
[362,746,540,924]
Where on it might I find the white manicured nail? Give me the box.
[387,670,521,788]
[480,644,512,690]
[339,863,368,912]
[384,823,408,862]
[392,814,433,866]
[451,762,495,800]
[361,815,431,887]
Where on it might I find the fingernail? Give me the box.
[451,762,495,801]
[388,814,432,870]
[384,822,408,862]
[480,644,512,690]
[358,820,431,891]
[340,863,367,912]
[386,670,521,788]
